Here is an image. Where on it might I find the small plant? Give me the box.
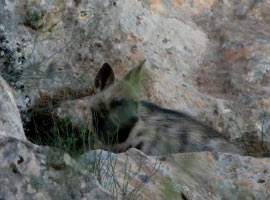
[25,106,93,158]
[24,6,46,30]
[259,110,270,156]
[80,146,160,200]
[229,109,270,157]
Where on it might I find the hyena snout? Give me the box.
[130,115,139,123]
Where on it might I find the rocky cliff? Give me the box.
[1,0,270,199]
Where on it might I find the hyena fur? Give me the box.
[91,61,244,156]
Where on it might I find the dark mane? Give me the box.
[140,101,191,118]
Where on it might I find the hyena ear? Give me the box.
[124,59,146,84]
[94,63,115,91]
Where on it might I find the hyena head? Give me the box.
[91,61,145,145]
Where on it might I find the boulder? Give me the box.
[79,148,270,200]
[0,76,26,140]
[0,135,116,200]
[1,136,269,200]
[2,0,270,198]
[1,0,269,155]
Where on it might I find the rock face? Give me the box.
[1,0,270,199]
[0,135,116,200]
[1,136,269,200]
[1,0,270,155]
[0,76,26,140]
[164,152,270,200]
[79,148,270,200]
[0,74,115,200]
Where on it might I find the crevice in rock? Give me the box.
[181,192,188,200]
[17,156,24,165]
[23,101,93,157]
[0,31,23,89]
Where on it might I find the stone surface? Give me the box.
[79,148,270,200]
[1,0,270,155]
[1,0,270,199]
[164,152,270,200]
[0,75,26,140]
[0,135,116,200]
[1,134,269,200]
[79,148,179,200]
[56,97,94,128]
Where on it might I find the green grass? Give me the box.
[25,105,94,158]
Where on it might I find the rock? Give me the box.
[0,135,116,200]
[79,148,270,200]
[0,0,208,111]
[56,97,94,128]
[79,148,171,200]
[1,0,270,199]
[1,135,269,200]
[0,75,26,140]
[1,0,269,155]
[163,151,270,200]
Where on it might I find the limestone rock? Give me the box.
[1,0,269,155]
[0,135,116,200]
[163,151,270,200]
[79,148,270,200]
[56,97,94,128]
[0,76,26,140]
[2,0,270,199]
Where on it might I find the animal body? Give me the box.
[91,61,244,156]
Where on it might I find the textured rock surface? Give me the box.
[0,135,115,200]
[56,97,94,128]
[1,134,269,200]
[0,76,26,140]
[164,152,270,200]
[1,0,270,199]
[79,148,270,200]
[1,0,269,155]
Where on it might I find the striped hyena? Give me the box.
[91,61,244,156]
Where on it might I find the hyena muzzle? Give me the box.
[91,61,244,156]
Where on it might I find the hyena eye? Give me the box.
[110,99,123,108]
